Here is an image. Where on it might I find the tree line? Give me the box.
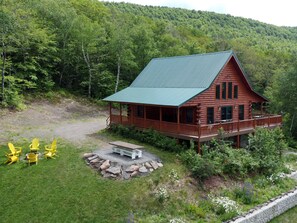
[1,0,296,138]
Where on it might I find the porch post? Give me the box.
[131,104,134,125]
[109,102,112,125]
[198,119,201,154]
[261,102,264,115]
[159,107,162,131]
[144,105,147,128]
[177,107,180,134]
[236,119,240,148]
[120,103,122,124]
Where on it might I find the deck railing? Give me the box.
[110,114,282,139]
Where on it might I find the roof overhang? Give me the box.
[103,87,205,107]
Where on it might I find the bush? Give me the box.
[109,124,187,152]
[179,150,215,182]
[202,139,258,178]
[246,127,287,175]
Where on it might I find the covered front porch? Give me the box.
[108,103,282,149]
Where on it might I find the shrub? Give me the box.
[185,204,206,218]
[210,196,241,215]
[246,127,287,175]
[234,182,255,204]
[109,124,186,152]
[179,150,215,182]
[154,187,169,203]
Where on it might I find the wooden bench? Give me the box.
[109,141,143,159]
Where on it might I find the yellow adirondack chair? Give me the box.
[5,154,19,165]
[44,139,57,159]
[27,153,38,165]
[30,138,40,152]
[8,143,22,156]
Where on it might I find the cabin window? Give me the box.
[185,108,193,124]
[228,82,232,99]
[234,85,238,99]
[207,107,214,124]
[239,105,244,120]
[221,106,233,120]
[222,82,226,99]
[216,85,220,99]
[136,105,144,118]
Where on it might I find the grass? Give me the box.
[0,136,296,223]
[269,205,297,223]
[0,139,188,223]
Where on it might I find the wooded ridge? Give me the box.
[1,0,296,138]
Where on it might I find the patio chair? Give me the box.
[44,139,58,159]
[30,138,40,152]
[7,143,22,156]
[27,153,38,165]
[5,154,19,165]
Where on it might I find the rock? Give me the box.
[88,155,98,161]
[93,163,102,169]
[110,174,117,178]
[157,162,163,168]
[150,161,159,170]
[90,158,100,164]
[125,165,140,173]
[122,171,130,180]
[145,162,152,168]
[83,153,94,158]
[106,166,121,175]
[100,160,110,170]
[139,166,148,173]
[131,171,138,177]
[149,168,154,172]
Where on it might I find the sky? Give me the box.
[102,0,297,27]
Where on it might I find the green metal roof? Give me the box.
[104,87,205,106]
[104,51,235,106]
[131,50,233,88]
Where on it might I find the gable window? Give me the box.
[234,85,238,99]
[228,82,232,99]
[222,82,226,99]
[239,105,244,120]
[221,106,233,120]
[216,85,220,99]
[207,107,214,124]
[136,105,144,118]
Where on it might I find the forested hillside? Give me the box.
[1,0,297,137]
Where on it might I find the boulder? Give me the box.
[106,166,121,175]
[139,166,148,173]
[88,155,98,161]
[125,165,140,173]
[157,162,163,168]
[90,158,100,164]
[131,171,138,177]
[83,153,94,158]
[122,171,131,180]
[100,160,110,170]
[150,161,159,170]
[145,162,152,168]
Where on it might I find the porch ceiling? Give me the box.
[103,87,205,106]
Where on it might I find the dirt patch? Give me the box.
[0,98,108,148]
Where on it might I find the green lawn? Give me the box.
[270,206,297,223]
[1,138,296,223]
[0,140,188,223]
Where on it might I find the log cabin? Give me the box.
[104,50,282,152]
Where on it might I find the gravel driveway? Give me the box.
[0,98,109,148]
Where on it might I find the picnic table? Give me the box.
[109,141,143,159]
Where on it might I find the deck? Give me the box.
[109,114,282,142]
